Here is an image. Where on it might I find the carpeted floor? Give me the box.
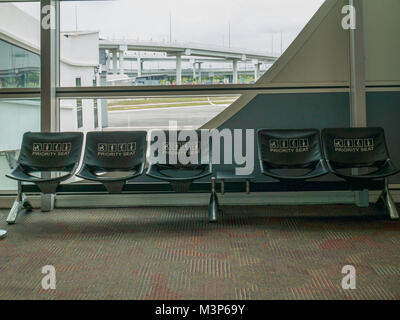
[0,205,400,300]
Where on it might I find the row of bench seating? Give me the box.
[4,127,399,224]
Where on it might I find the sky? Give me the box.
[15,0,324,55]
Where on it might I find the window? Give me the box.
[75,77,82,87]
[60,95,239,132]
[59,0,324,87]
[0,39,40,89]
[55,0,324,133]
[0,99,40,191]
[0,2,40,192]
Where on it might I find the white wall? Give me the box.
[0,100,40,151]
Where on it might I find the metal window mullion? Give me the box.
[349,0,367,128]
[40,0,59,133]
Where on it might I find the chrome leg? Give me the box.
[6,181,32,225]
[208,193,219,223]
[376,179,399,220]
[0,229,6,240]
[208,177,219,223]
[6,199,22,224]
[386,190,399,220]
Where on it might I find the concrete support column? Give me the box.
[192,63,196,82]
[176,54,182,85]
[100,71,109,128]
[254,62,262,82]
[209,72,214,84]
[198,62,202,84]
[106,51,111,72]
[137,54,142,77]
[119,51,125,75]
[112,50,118,74]
[232,59,238,84]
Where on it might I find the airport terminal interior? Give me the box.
[1,0,400,300]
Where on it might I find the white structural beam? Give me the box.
[349,0,367,127]
[176,54,182,85]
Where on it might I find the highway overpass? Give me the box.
[99,39,277,84]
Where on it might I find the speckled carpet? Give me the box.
[0,205,399,300]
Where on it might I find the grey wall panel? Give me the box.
[367,91,400,183]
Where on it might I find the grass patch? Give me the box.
[108,96,238,107]
[108,100,233,111]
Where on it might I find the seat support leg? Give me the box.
[355,189,369,208]
[41,194,55,212]
[208,177,219,223]
[376,180,399,220]
[6,182,32,225]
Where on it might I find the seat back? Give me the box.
[18,132,83,171]
[257,129,323,169]
[83,131,147,171]
[149,130,210,169]
[322,127,390,168]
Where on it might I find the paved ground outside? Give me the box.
[107,105,229,130]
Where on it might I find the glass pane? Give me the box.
[60,0,324,87]
[0,99,40,192]
[0,2,40,89]
[60,95,240,132]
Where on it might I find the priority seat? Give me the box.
[322,127,399,219]
[76,131,147,194]
[257,129,329,181]
[5,132,84,224]
[146,130,216,221]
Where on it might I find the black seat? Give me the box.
[5,132,83,224]
[146,130,217,222]
[146,130,212,192]
[257,129,328,181]
[6,132,83,193]
[322,127,399,219]
[76,131,147,194]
